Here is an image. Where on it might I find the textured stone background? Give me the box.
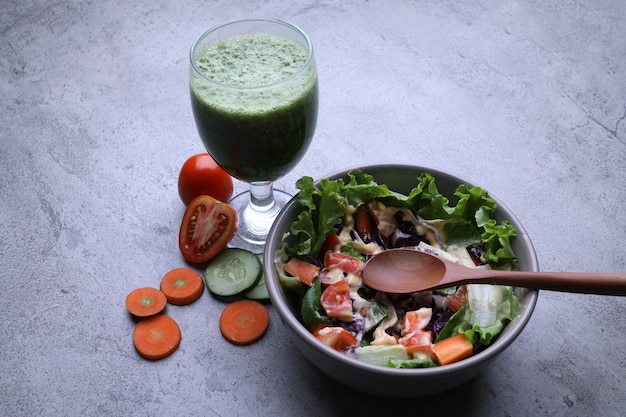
[1,1,625,416]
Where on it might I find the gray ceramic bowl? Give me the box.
[264,164,538,397]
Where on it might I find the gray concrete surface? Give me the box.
[2,0,625,416]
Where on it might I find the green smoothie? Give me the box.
[190,34,318,182]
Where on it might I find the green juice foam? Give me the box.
[192,34,315,115]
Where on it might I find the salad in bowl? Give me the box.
[265,164,538,396]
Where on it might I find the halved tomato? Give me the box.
[179,195,237,263]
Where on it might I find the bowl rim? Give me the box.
[265,163,539,376]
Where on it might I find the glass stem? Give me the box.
[249,182,276,211]
[244,181,281,237]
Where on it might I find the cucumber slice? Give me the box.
[203,248,261,298]
[245,253,270,302]
[354,345,410,367]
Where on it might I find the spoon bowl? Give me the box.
[363,248,626,295]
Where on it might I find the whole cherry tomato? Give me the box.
[178,153,234,205]
[179,195,237,263]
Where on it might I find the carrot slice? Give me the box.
[219,300,269,346]
[160,267,205,305]
[132,315,181,360]
[125,287,167,317]
[432,333,474,366]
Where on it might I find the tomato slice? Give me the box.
[320,279,353,322]
[314,326,358,351]
[179,195,237,263]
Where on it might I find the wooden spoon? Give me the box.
[362,248,626,295]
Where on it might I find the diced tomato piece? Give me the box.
[321,231,341,257]
[284,258,320,286]
[446,285,467,313]
[324,252,364,274]
[309,322,331,334]
[401,330,433,346]
[366,201,397,238]
[320,280,353,322]
[399,308,435,358]
[320,252,364,286]
[319,267,344,286]
[356,206,376,241]
[314,326,358,352]
[401,308,432,335]
[399,329,434,357]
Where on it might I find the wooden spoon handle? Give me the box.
[467,269,626,296]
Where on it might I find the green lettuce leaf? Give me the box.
[281,169,519,270]
[481,219,518,270]
[283,170,392,257]
[300,277,330,326]
[435,284,519,348]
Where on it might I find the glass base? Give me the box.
[227,188,292,253]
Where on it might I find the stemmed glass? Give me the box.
[189,19,318,252]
